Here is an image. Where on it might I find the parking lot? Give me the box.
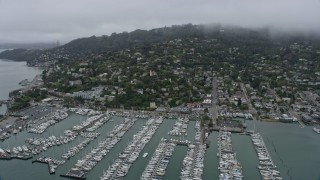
[217,119,243,128]
[16,104,56,122]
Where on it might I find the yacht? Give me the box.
[5,148,11,154]
[313,127,320,134]
[143,153,148,158]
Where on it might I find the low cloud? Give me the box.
[0,0,320,43]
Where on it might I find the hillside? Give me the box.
[0,23,319,65]
[0,24,269,64]
[0,48,41,62]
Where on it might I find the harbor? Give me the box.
[251,133,282,179]
[100,117,163,179]
[0,108,208,180]
[217,130,243,179]
[141,138,176,179]
[168,117,189,136]
[0,110,320,180]
[3,59,315,180]
[65,117,137,178]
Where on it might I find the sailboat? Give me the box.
[5,141,11,154]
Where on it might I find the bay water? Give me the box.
[0,58,43,115]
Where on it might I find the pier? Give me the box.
[0,155,32,161]
[141,139,176,180]
[251,133,282,179]
[32,157,64,174]
[0,100,9,105]
[217,130,244,179]
[64,117,137,179]
[60,173,86,180]
[100,117,164,180]
[168,117,189,136]
[168,139,192,146]
[180,143,206,179]
[297,119,305,128]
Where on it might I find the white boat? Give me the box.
[13,129,19,134]
[142,153,148,158]
[313,127,320,134]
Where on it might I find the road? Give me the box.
[209,76,218,124]
[266,83,280,100]
[27,74,43,90]
[240,83,257,115]
[288,108,305,127]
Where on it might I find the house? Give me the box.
[41,98,52,103]
[105,95,115,102]
[79,68,86,73]
[202,99,212,108]
[282,97,291,103]
[301,114,313,124]
[130,79,138,85]
[79,62,89,66]
[72,73,81,78]
[137,89,144,95]
[69,80,82,86]
[72,87,104,100]
[150,102,157,109]
[280,114,294,122]
[150,70,157,76]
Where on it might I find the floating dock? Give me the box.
[0,155,32,161]
[60,173,86,180]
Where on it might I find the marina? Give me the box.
[180,143,206,179]
[0,110,320,179]
[217,130,243,180]
[65,117,137,179]
[141,138,177,179]
[28,109,69,134]
[0,22,320,180]
[168,117,189,136]
[251,133,282,179]
[100,117,163,179]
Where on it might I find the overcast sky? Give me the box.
[1,0,320,44]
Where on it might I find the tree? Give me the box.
[208,121,213,128]
[64,96,75,108]
[237,98,242,106]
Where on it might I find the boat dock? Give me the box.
[251,133,282,179]
[168,117,189,136]
[141,138,176,180]
[167,139,192,146]
[100,117,164,180]
[297,120,305,128]
[0,155,32,161]
[180,143,206,179]
[60,172,86,180]
[64,117,137,179]
[28,109,69,134]
[0,100,9,105]
[217,130,244,179]
[179,120,206,179]
[32,157,65,174]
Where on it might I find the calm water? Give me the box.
[203,132,219,180]
[251,120,320,180]
[0,59,43,114]
[232,133,260,179]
